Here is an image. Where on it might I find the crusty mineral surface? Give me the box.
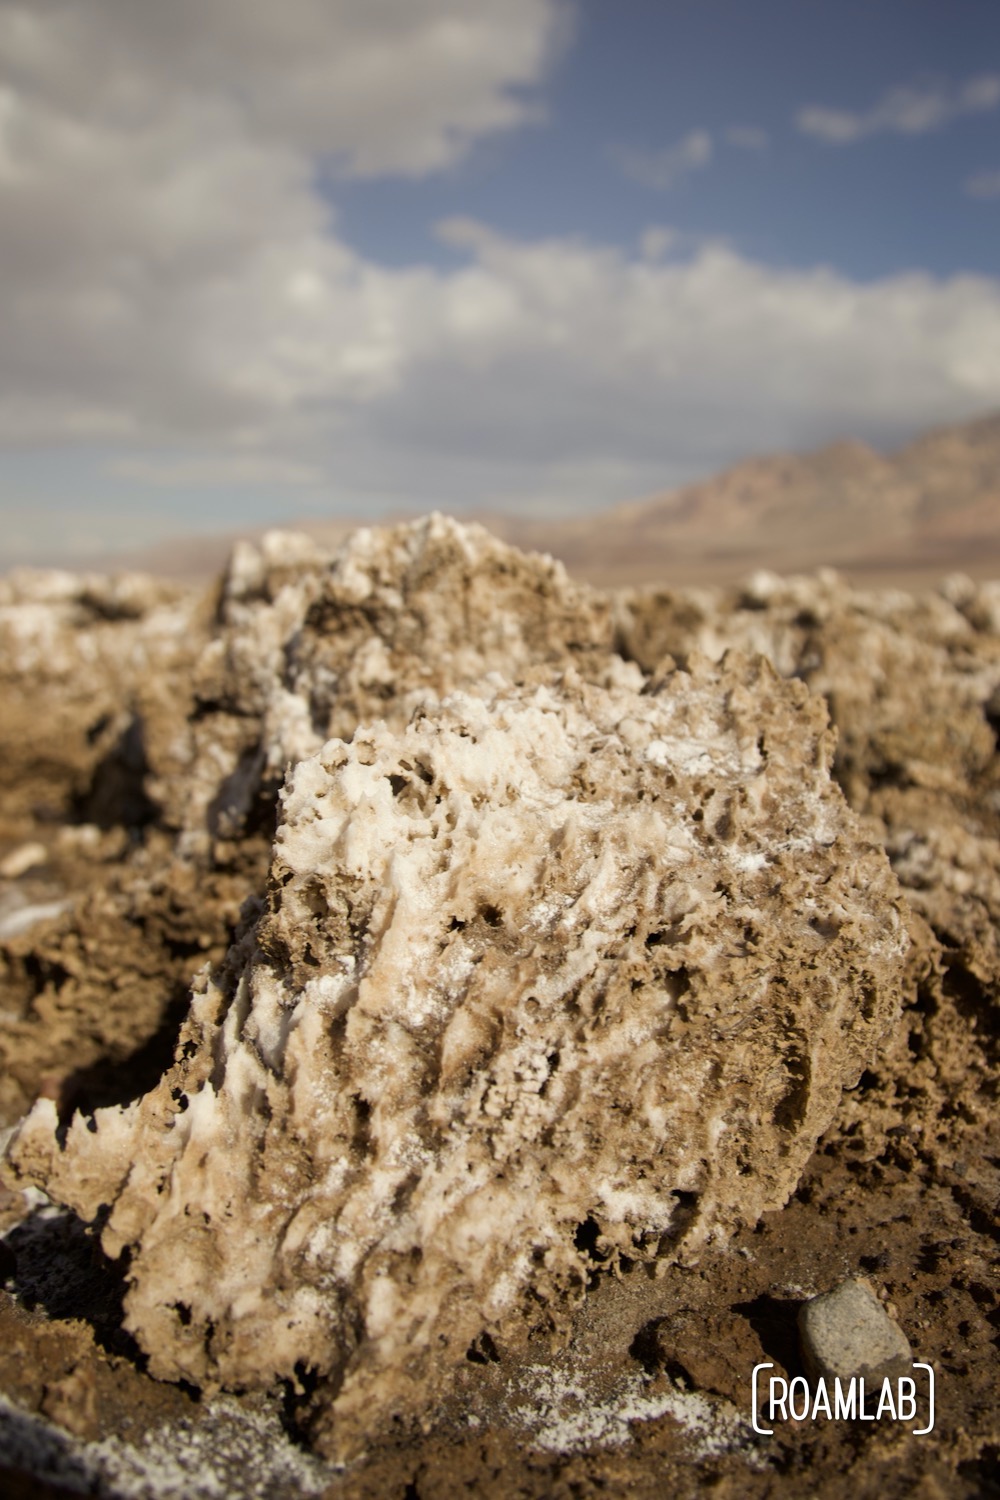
[0,565,203,838]
[0,516,614,1125]
[5,652,908,1458]
[158,513,616,861]
[616,568,1000,1003]
[0,568,213,1125]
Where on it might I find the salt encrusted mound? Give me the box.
[615,568,1000,809]
[0,570,213,1124]
[160,513,616,859]
[615,570,1000,991]
[6,655,908,1458]
[0,567,202,833]
[0,518,613,1124]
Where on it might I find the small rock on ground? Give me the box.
[798,1277,911,1384]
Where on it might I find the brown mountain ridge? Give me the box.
[493,407,1000,586]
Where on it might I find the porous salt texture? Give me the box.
[160,513,616,858]
[4,656,907,1459]
[0,566,201,830]
[615,568,1000,993]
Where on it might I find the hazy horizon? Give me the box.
[2,0,1000,568]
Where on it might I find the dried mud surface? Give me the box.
[1,521,998,1498]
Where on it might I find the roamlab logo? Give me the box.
[752,1361,936,1436]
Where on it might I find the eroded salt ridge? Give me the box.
[0,516,615,1126]
[6,655,908,1458]
[616,568,1000,995]
[162,513,617,861]
[4,524,995,1134]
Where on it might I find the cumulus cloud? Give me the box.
[6,202,1000,530]
[353,225,1000,490]
[965,169,1000,200]
[0,0,564,446]
[610,130,713,190]
[2,0,1000,551]
[797,73,1000,144]
[0,0,566,177]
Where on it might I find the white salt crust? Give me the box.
[0,1393,331,1498]
[505,1361,757,1461]
[158,512,618,860]
[6,649,908,1460]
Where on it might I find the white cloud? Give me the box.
[965,169,1000,200]
[6,216,1000,540]
[2,0,1000,558]
[611,130,713,190]
[0,0,566,178]
[356,226,1000,483]
[960,75,1000,112]
[80,220,1000,518]
[638,227,681,262]
[797,73,1000,144]
[0,0,564,446]
[726,125,769,150]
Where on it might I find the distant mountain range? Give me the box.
[70,408,1000,589]
[489,407,1000,586]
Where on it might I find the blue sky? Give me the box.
[1,0,999,565]
[336,0,1000,279]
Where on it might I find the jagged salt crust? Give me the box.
[5,655,907,1459]
[615,567,1000,989]
[163,513,616,859]
[0,516,615,1128]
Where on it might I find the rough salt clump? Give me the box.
[0,517,614,1126]
[160,513,616,859]
[615,569,1000,992]
[5,655,908,1459]
[0,567,202,833]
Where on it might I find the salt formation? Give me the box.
[0,566,202,836]
[0,517,613,1125]
[5,653,908,1458]
[616,569,1000,993]
[154,514,616,859]
[0,569,211,1125]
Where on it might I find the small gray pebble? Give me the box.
[798,1277,911,1384]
